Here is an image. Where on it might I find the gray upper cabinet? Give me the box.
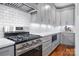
[37,3,51,25]
[38,4,46,24]
[66,8,74,25]
[55,9,61,26]
[31,11,42,24]
[31,3,56,25]
[36,4,42,24]
[39,3,56,25]
[50,4,56,26]
[60,10,67,26]
[31,13,37,23]
[31,3,43,24]
[60,7,74,26]
[30,4,41,24]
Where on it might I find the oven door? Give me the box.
[19,45,42,56]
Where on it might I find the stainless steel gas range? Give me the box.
[4,32,42,56]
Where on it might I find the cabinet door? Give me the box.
[31,13,37,23]
[60,8,74,26]
[42,45,52,56]
[31,4,42,24]
[66,8,74,25]
[36,6,42,24]
[61,33,75,46]
[55,9,61,26]
[42,40,52,51]
[31,3,56,26]
[31,10,41,24]
[61,10,67,26]
[35,3,49,24]
[0,46,14,56]
[41,35,52,42]
[39,3,51,25]
[50,5,56,26]
[41,35,52,56]
[57,33,61,43]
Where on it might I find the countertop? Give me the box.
[62,31,75,34]
[30,31,75,37]
[31,31,62,37]
[30,25,75,36]
[0,38,15,48]
[0,25,75,49]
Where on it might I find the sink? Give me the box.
[63,31,75,34]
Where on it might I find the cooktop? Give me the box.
[4,32,42,44]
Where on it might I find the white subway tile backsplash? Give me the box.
[0,4,31,38]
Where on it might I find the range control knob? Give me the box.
[22,43,27,47]
[26,41,32,46]
[36,39,41,42]
[32,40,37,43]
[31,41,36,45]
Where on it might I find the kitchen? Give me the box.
[0,3,76,56]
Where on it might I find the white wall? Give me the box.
[75,4,79,56]
[0,4,31,38]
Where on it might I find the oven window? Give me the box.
[20,45,42,56]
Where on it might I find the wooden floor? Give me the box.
[49,44,75,56]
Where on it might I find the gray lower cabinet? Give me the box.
[41,34,60,56]
[61,32,75,46]
[51,33,60,52]
[41,35,52,56]
[0,46,14,56]
[42,44,52,56]
[42,40,52,56]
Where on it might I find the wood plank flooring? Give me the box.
[49,44,75,56]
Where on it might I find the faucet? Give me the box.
[64,26,72,32]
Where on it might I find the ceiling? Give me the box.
[54,3,74,8]
[0,3,37,13]
[0,3,74,13]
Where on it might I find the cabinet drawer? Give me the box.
[42,45,52,56]
[0,46,14,56]
[41,36,52,42]
[61,33,75,46]
[42,40,52,51]
[62,33,75,37]
[62,39,74,45]
[0,49,9,56]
